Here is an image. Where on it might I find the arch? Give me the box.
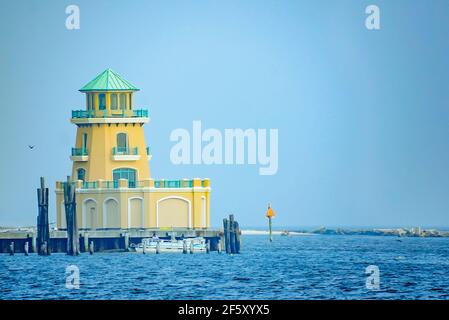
[156,196,191,228]
[82,198,99,229]
[77,168,86,181]
[103,197,120,229]
[116,132,128,152]
[128,197,144,228]
[113,167,137,187]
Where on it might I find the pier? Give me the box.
[0,228,225,254]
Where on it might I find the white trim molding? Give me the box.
[112,154,140,161]
[71,117,150,125]
[70,155,89,162]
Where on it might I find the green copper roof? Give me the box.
[79,69,139,92]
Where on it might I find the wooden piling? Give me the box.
[217,239,221,254]
[89,241,94,255]
[234,220,241,254]
[37,177,50,255]
[123,233,129,251]
[189,241,194,254]
[63,176,79,255]
[84,233,89,253]
[9,242,14,255]
[223,218,231,254]
[229,214,236,254]
[206,241,210,254]
[24,242,29,256]
[31,234,37,253]
[183,240,187,254]
[156,241,160,254]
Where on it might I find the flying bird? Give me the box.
[28,145,35,150]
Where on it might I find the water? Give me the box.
[1,235,449,300]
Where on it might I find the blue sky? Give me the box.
[0,0,448,228]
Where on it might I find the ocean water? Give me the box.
[1,235,449,300]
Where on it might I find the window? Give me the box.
[128,94,132,110]
[89,94,94,110]
[111,94,118,110]
[120,93,126,110]
[99,93,106,110]
[113,168,136,187]
[116,133,128,153]
[77,168,86,181]
[82,133,88,151]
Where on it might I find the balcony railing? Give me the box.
[71,109,149,119]
[71,148,88,156]
[154,179,193,188]
[60,179,209,190]
[112,147,138,155]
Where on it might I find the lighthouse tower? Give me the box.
[70,69,150,185]
[56,69,211,230]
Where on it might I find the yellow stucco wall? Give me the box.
[72,123,150,181]
[56,185,211,230]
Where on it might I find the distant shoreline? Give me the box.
[242,227,449,238]
[2,226,449,238]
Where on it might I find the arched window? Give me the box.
[119,93,126,110]
[77,168,86,181]
[113,168,137,187]
[110,93,118,110]
[116,133,128,153]
[99,93,106,110]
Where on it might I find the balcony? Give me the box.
[70,148,88,161]
[112,147,140,161]
[71,109,149,125]
[56,178,211,191]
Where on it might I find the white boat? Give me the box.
[132,237,207,253]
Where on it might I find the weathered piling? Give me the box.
[234,221,241,254]
[123,233,130,251]
[206,241,210,254]
[183,240,187,254]
[83,233,89,253]
[189,241,194,254]
[63,177,80,255]
[9,242,14,255]
[229,214,236,254]
[156,241,160,254]
[24,242,29,256]
[223,214,241,254]
[223,218,231,254]
[31,234,37,253]
[37,177,50,255]
[89,241,94,255]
